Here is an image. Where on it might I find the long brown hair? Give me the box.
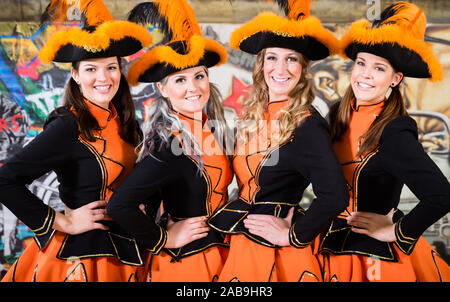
[329,84,408,157]
[237,48,315,146]
[56,57,140,146]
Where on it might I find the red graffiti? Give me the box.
[0,113,24,132]
[16,58,41,80]
[223,76,252,117]
[0,118,6,131]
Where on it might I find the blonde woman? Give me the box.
[208,0,348,281]
[107,0,233,282]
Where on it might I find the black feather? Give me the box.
[274,0,290,17]
[372,2,407,28]
[128,2,173,43]
[40,1,53,25]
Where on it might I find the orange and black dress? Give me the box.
[0,98,145,282]
[208,100,349,282]
[319,99,450,282]
[107,110,233,282]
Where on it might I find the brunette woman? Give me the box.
[107,0,233,282]
[207,0,348,282]
[319,1,450,282]
[0,0,152,281]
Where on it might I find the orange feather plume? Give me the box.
[276,0,311,20]
[128,0,201,43]
[41,0,113,25]
[155,0,202,41]
[378,1,426,40]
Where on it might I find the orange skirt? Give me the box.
[218,234,322,282]
[149,246,228,282]
[319,236,450,282]
[1,231,147,282]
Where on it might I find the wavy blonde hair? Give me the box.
[237,48,315,147]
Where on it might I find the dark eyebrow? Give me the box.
[266,51,298,57]
[356,56,388,68]
[374,62,388,68]
[195,70,206,76]
[81,62,118,67]
[173,70,206,79]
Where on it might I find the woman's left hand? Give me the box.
[346,208,396,242]
[243,207,294,246]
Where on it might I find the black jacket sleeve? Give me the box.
[289,112,349,247]
[378,116,450,254]
[107,140,181,254]
[0,110,78,247]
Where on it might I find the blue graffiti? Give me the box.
[0,54,26,106]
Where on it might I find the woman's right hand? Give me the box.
[164,215,210,249]
[53,200,111,235]
[244,207,294,246]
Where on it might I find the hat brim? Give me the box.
[239,31,331,60]
[127,35,227,85]
[230,12,339,60]
[39,21,152,63]
[345,42,430,79]
[340,19,442,81]
[50,36,145,62]
[137,49,220,83]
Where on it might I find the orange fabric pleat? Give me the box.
[218,234,322,282]
[409,237,450,282]
[149,246,228,282]
[1,231,147,282]
[319,236,450,282]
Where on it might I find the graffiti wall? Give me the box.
[0,21,449,277]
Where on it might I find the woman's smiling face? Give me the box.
[263,47,303,101]
[71,56,121,108]
[351,52,403,106]
[157,66,210,117]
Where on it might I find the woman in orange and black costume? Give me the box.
[318,1,450,282]
[107,0,233,282]
[0,0,152,282]
[207,0,349,282]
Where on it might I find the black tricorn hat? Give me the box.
[38,0,152,63]
[133,39,224,83]
[230,0,339,60]
[340,1,442,81]
[126,0,227,85]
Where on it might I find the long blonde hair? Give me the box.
[237,49,315,146]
